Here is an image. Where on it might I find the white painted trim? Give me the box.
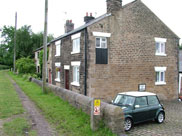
[154,67,167,71]
[71,82,80,87]
[93,32,111,37]
[71,61,80,66]
[71,33,81,40]
[55,62,61,67]
[64,65,70,70]
[155,53,167,56]
[155,82,166,85]
[55,54,60,57]
[55,78,61,82]
[71,51,80,54]
[155,37,167,42]
[179,74,182,94]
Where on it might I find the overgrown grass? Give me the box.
[0,71,24,118]
[0,71,37,136]
[9,72,116,136]
[3,118,36,136]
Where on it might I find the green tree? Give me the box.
[16,57,36,74]
[0,25,54,67]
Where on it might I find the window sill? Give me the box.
[155,82,166,85]
[71,82,80,87]
[155,53,167,56]
[55,78,61,82]
[55,55,60,57]
[71,51,80,54]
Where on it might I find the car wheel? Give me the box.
[124,118,133,131]
[156,112,165,123]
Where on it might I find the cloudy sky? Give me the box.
[0,0,181,43]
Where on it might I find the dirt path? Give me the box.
[8,75,57,136]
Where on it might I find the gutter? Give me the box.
[84,28,88,96]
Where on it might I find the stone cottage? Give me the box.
[35,0,180,101]
[34,43,53,84]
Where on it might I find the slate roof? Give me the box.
[34,13,111,52]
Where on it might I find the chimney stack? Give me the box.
[84,12,95,24]
[64,20,74,33]
[107,0,122,14]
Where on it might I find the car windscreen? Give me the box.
[113,94,135,106]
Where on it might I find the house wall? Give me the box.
[87,0,179,102]
[52,31,86,94]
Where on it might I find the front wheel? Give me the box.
[124,118,133,131]
[156,112,165,123]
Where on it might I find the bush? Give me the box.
[16,57,36,74]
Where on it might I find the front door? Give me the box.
[48,69,52,84]
[65,70,69,90]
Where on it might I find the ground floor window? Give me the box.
[71,61,80,86]
[55,62,61,82]
[155,67,167,85]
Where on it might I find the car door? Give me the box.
[132,96,150,123]
[147,95,160,119]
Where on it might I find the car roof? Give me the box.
[118,91,156,97]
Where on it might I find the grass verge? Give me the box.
[3,118,36,136]
[0,71,37,136]
[9,72,116,136]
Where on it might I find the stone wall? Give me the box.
[31,78,124,134]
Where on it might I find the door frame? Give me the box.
[179,73,182,94]
[64,65,70,89]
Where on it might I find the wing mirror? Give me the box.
[135,105,140,108]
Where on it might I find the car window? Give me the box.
[135,97,147,108]
[114,95,135,106]
[148,95,159,105]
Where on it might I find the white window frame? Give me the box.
[55,62,61,82]
[95,37,107,48]
[155,67,167,85]
[71,33,81,54]
[155,37,167,56]
[71,61,80,86]
[55,40,61,56]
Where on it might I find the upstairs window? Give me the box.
[55,40,61,56]
[155,38,167,56]
[96,37,107,48]
[71,33,81,54]
[95,37,108,64]
[155,67,167,85]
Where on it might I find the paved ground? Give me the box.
[125,100,182,136]
[8,75,57,136]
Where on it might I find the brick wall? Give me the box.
[87,0,179,102]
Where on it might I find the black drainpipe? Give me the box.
[84,28,88,96]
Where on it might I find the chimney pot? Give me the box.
[64,19,74,33]
[86,12,88,16]
[90,13,92,17]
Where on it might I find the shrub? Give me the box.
[16,57,36,74]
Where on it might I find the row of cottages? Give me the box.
[35,0,180,102]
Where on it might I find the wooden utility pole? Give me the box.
[42,0,48,93]
[13,12,17,73]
